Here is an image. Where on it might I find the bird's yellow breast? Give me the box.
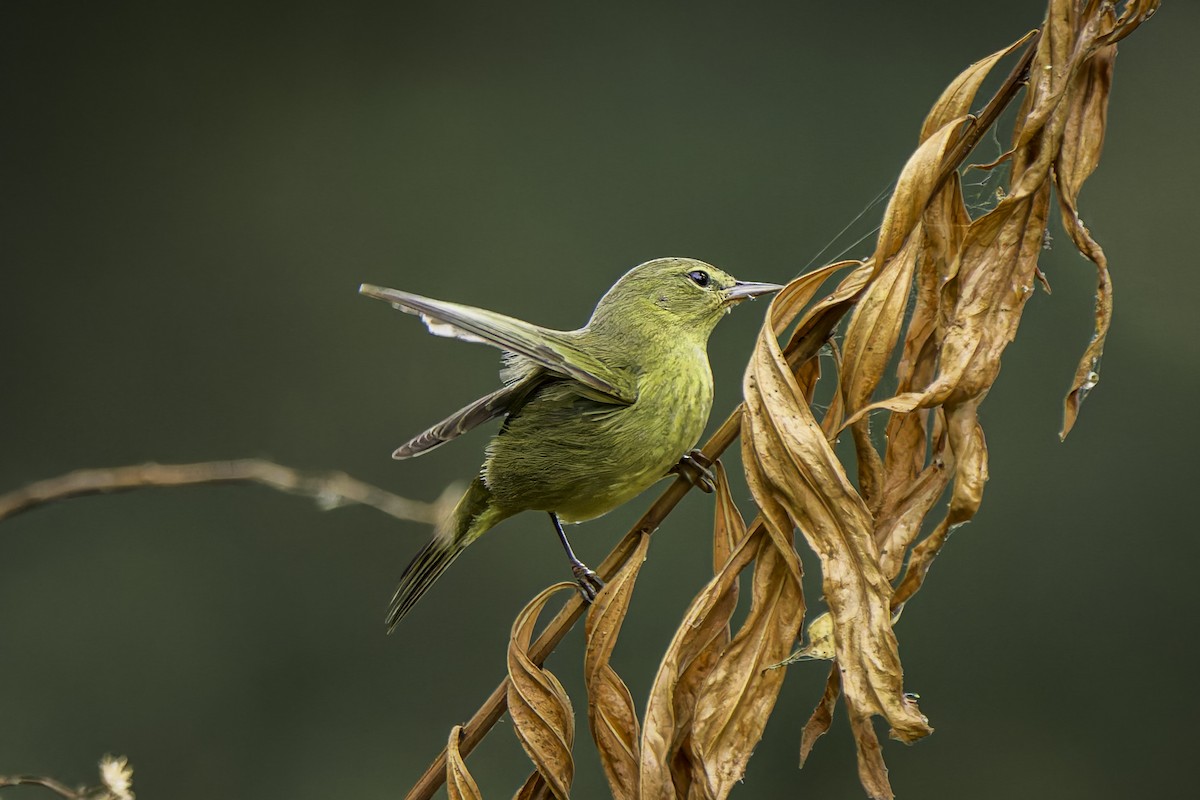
[482,346,713,523]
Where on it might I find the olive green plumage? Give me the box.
[360,257,780,631]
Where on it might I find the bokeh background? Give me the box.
[3,1,1195,798]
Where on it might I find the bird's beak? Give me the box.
[723,280,783,304]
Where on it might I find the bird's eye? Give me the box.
[687,270,711,288]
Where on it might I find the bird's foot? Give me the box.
[671,449,716,493]
[572,563,605,603]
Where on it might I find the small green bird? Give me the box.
[360,257,780,631]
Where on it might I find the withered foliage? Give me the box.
[446,726,483,800]
[436,1,1158,798]
[506,583,579,800]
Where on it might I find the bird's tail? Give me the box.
[385,476,505,632]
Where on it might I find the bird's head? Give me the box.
[588,257,781,340]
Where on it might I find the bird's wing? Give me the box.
[360,284,638,404]
[391,374,546,459]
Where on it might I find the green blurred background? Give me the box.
[3,1,1195,797]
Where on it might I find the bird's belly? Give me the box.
[483,365,713,522]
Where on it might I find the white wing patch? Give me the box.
[391,303,488,344]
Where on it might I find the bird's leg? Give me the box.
[670,449,716,493]
[548,512,604,602]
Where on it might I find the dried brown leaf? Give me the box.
[711,461,746,572]
[849,0,1156,612]
[867,177,966,540]
[844,7,1112,430]
[1103,0,1159,47]
[799,666,842,769]
[770,260,859,338]
[816,338,845,439]
[841,232,923,509]
[919,31,1038,143]
[843,228,922,418]
[447,725,484,800]
[690,529,804,798]
[640,498,757,800]
[663,462,748,798]
[876,176,966,494]
[837,116,993,513]
[872,119,967,272]
[848,706,893,800]
[741,12,1157,796]
[874,447,951,581]
[846,201,1048,426]
[744,280,931,745]
[893,400,988,606]
[512,772,551,800]
[781,260,873,371]
[584,532,650,800]
[507,583,578,800]
[777,610,836,666]
[1056,12,1116,439]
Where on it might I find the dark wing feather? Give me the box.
[360,284,637,405]
[392,373,545,459]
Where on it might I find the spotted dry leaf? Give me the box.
[507,583,578,800]
[584,532,651,800]
[446,725,484,800]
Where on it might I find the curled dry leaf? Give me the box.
[640,464,753,800]
[584,531,651,800]
[840,231,924,510]
[507,583,578,800]
[846,706,893,800]
[512,772,551,800]
[447,725,484,800]
[1055,4,1125,439]
[847,0,1158,434]
[873,0,1155,611]
[738,5,1157,796]
[837,116,973,514]
[682,458,806,798]
[745,278,930,745]
[668,461,748,798]
[919,31,1038,144]
[689,527,804,799]
[782,261,873,374]
[710,461,745,573]
[799,666,842,768]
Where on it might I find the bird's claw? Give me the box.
[671,449,716,493]
[572,563,605,603]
